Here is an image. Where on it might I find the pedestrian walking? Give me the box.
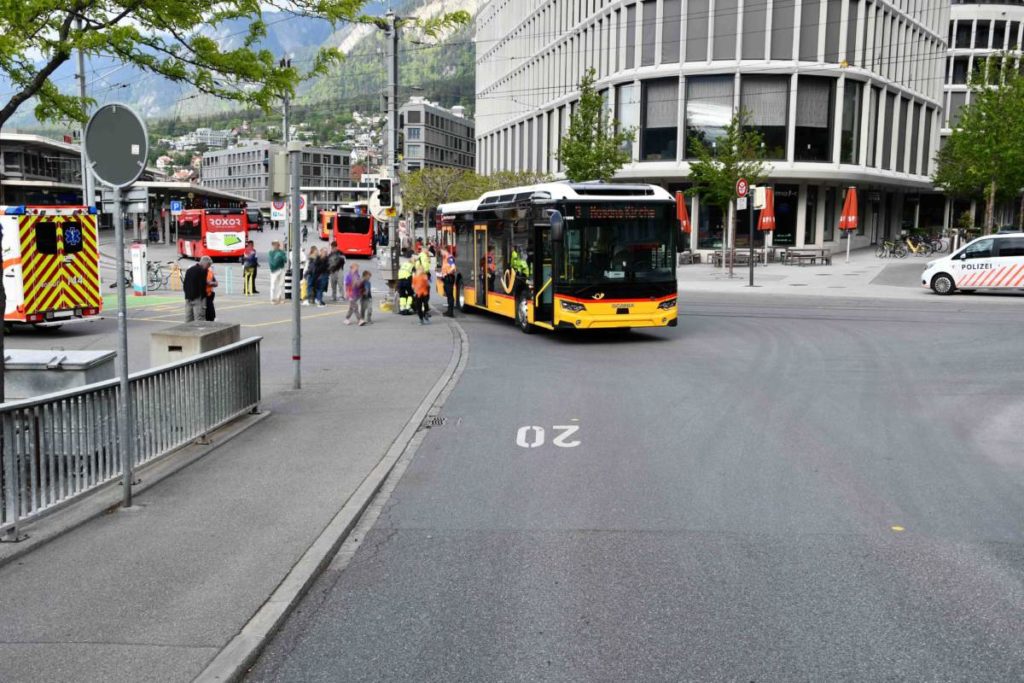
[397,256,415,314]
[344,263,362,325]
[358,270,373,325]
[242,240,258,296]
[314,247,330,307]
[441,248,457,317]
[327,243,346,302]
[183,256,211,322]
[268,240,286,304]
[412,265,431,324]
[302,246,319,307]
[205,263,219,321]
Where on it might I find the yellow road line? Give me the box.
[242,309,343,328]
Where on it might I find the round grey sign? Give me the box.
[84,103,148,188]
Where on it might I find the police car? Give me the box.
[922,232,1024,295]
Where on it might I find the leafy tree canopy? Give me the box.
[399,168,551,214]
[556,67,633,182]
[932,56,1024,231]
[686,109,768,211]
[0,0,470,129]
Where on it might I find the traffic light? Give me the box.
[377,179,392,209]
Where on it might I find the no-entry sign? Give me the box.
[736,178,749,198]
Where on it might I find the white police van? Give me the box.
[922,232,1024,295]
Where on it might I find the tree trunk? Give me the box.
[986,180,997,234]
[1018,193,1023,229]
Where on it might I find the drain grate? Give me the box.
[424,416,448,427]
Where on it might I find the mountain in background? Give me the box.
[3,0,475,130]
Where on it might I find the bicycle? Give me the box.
[904,235,933,256]
[147,261,184,291]
[875,239,907,258]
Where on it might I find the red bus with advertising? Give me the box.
[331,203,375,257]
[177,208,248,260]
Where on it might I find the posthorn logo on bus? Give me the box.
[592,292,605,300]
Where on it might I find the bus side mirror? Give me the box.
[548,210,564,242]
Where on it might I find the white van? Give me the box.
[922,233,1024,295]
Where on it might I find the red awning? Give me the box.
[757,187,776,232]
[838,187,859,231]
[676,191,691,234]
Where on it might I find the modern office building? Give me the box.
[476,0,948,251]
[940,1,1024,227]
[400,97,476,172]
[201,141,352,213]
[0,133,84,205]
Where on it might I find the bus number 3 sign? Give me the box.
[515,425,581,449]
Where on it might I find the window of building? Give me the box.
[686,0,709,62]
[824,0,842,63]
[740,76,788,159]
[795,76,834,161]
[952,57,969,85]
[948,91,967,127]
[993,20,1006,49]
[909,102,922,175]
[714,0,739,60]
[771,0,796,60]
[642,78,679,160]
[641,0,656,65]
[1010,22,1021,50]
[805,186,818,245]
[824,186,836,242]
[841,80,862,164]
[407,110,421,124]
[662,0,681,63]
[799,0,820,61]
[881,92,895,170]
[846,0,859,66]
[408,127,421,140]
[922,107,933,175]
[743,0,768,59]
[975,20,990,49]
[685,75,733,157]
[625,4,637,68]
[616,83,641,158]
[897,97,909,172]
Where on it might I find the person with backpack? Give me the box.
[344,263,362,325]
[326,243,346,302]
[242,240,259,296]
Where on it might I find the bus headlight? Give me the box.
[658,298,677,310]
[560,300,586,313]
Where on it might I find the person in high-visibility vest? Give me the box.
[511,246,531,299]
[417,247,431,282]
[441,249,457,317]
[397,257,415,314]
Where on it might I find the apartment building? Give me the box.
[400,97,476,172]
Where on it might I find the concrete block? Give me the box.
[150,322,241,367]
[3,350,117,401]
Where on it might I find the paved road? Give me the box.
[249,292,1024,681]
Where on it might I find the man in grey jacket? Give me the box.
[183,256,212,321]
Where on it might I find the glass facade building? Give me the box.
[476,0,947,250]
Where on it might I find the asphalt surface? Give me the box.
[249,292,1024,682]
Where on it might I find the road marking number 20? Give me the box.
[515,425,581,449]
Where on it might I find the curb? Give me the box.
[193,316,470,683]
[0,410,271,570]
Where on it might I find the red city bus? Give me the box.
[332,204,375,257]
[177,208,248,260]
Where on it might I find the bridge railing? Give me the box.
[1,337,261,541]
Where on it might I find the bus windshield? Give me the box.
[338,215,371,234]
[562,204,675,283]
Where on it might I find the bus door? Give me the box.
[473,223,487,307]
[533,224,554,324]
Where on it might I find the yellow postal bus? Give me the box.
[437,183,678,333]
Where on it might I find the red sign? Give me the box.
[736,178,748,198]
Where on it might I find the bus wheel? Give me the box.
[516,295,533,334]
[457,281,471,313]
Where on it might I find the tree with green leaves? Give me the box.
[687,109,769,270]
[0,1,470,129]
[556,68,634,182]
[932,57,1024,233]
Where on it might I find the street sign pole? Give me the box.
[289,140,302,390]
[112,187,133,507]
[748,191,755,287]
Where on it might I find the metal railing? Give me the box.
[1,337,261,541]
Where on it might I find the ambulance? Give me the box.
[922,232,1024,294]
[2,205,103,328]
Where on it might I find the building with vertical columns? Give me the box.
[399,98,477,173]
[476,0,948,252]
[941,1,1024,229]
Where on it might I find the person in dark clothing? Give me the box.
[312,247,330,307]
[183,256,211,321]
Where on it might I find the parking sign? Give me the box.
[170,199,184,216]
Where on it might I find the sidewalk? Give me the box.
[0,303,461,682]
[678,246,939,300]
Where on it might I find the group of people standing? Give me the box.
[300,244,374,326]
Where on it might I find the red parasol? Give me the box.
[757,187,775,232]
[838,187,859,231]
[676,191,691,234]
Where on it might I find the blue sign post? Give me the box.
[169,199,184,215]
